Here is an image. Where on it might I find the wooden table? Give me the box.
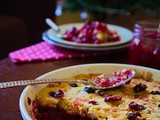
[0,14,151,120]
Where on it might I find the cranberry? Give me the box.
[97,90,105,96]
[151,91,160,95]
[49,91,55,97]
[127,112,141,120]
[123,69,132,75]
[104,95,122,102]
[97,78,114,87]
[88,101,99,105]
[129,101,146,111]
[27,97,32,105]
[82,78,88,81]
[83,87,95,93]
[54,90,64,98]
[158,104,160,107]
[84,20,92,26]
[71,83,78,87]
[133,83,147,93]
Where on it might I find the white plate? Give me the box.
[46,23,133,47]
[42,32,130,51]
[20,63,160,120]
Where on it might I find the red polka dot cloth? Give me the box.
[9,42,115,63]
[9,42,128,63]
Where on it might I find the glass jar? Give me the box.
[129,20,160,69]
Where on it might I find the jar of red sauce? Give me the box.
[129,20,160,69]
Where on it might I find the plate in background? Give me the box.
[42,32,130,51]
[46,23,133,48]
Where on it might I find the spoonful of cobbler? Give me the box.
[91,69,135,89]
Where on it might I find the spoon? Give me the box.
[45,18,65,38]
[0,69,135,89]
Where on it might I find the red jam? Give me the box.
[129,20,160,69]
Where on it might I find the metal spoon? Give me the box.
[45,18,65,38]
[0,69,135,89]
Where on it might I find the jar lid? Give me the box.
[134,20,160,40]
[135,20,159,32]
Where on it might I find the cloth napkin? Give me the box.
[9,42,114,63]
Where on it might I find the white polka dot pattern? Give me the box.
[8,42,111,63]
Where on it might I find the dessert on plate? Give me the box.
[32,69,160,120]
[64,21,120,44]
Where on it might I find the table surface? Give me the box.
[0,15,150,120]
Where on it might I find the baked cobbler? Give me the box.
[33,73,160,120]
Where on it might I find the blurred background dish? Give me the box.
[43,23,133,51]
[43,32,130,51]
